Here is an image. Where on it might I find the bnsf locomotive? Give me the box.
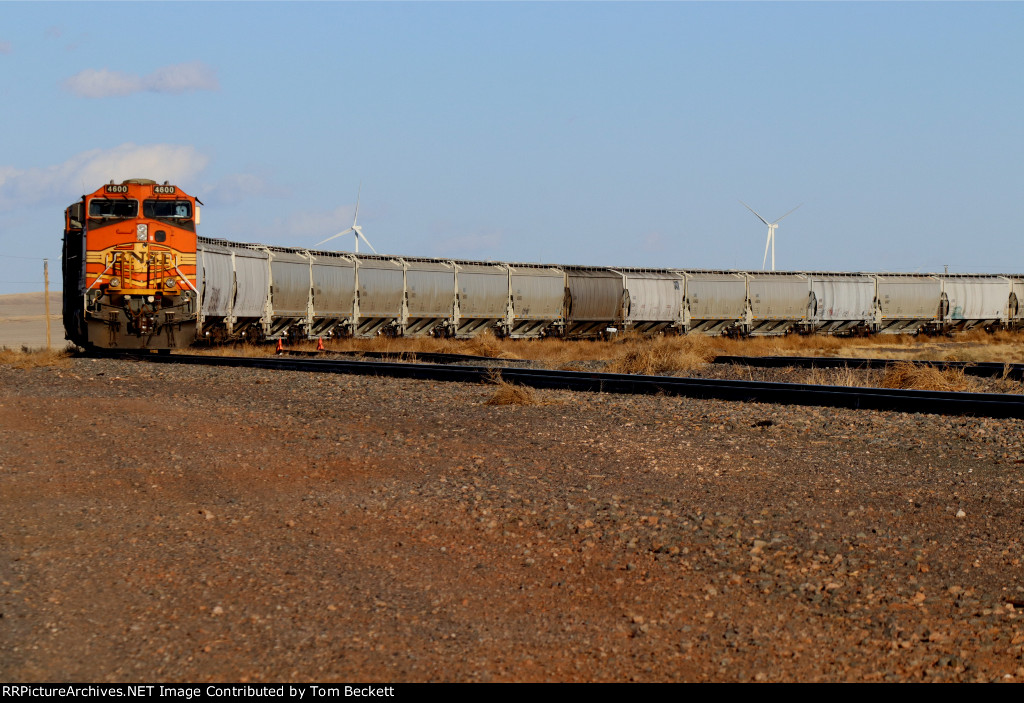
[62,179,199,350]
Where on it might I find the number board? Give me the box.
[153,185,176,194]
[105,184,129,194]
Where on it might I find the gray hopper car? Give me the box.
[193,237,1021,343]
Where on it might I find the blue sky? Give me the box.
[1,1,1022,293]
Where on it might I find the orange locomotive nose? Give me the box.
[65,178,199,350]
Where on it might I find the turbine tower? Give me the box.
[315,183,378,254]
[740,201,802,271]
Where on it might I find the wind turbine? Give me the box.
[315,184,378,254]
[740,201,802,271]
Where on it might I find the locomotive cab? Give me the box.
[63,178,199,350]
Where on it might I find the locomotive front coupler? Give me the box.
[122,294,157,336]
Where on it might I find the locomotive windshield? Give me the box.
[88,199,138,218]
[144,200,192,220]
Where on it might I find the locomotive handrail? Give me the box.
[174,262,199,293]
[85,252,119,293]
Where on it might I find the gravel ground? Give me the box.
[2,357,1024,682]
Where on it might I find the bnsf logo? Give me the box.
[105,184,129,193]
[154,185,176,194]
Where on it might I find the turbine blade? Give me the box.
[314,227,354,247]
[740,200,771,227]
[355,226,378,255]
[773,203,803,224]
[762,230,771,270]
[352,182,362,227]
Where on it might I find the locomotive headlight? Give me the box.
[109,277,121,288]
[136,224,148,242]
[165,277,177,289]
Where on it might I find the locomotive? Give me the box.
[62,179,199,350]
[62,179,1024,352]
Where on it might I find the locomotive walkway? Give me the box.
[119,352,1024,419]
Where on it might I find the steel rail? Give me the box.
[113,352,1024,419]
[713,355,1024,380]
[279,349,531,365]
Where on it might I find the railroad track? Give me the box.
[280,349,531,365]
[712,354,1024,380]
[284,349,1024,380]
[115,352,1024,419]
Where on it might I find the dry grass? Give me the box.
[932,331,1024,364]
[190,327,1024,368]
[841,329,1024,364]
[0,346,74,369]
[879,361,979,392]
[603,334,717,375]
[462,331,507,358]
[716,333,853,358]
[805,366,872,388]
[193,342,276,358]
[483,369,538,406]
[957,328,1018,344]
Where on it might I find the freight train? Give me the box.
[63,179,1024,351]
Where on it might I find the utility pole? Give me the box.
[43,259,51,350]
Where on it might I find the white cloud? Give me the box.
[64,69,141,98]
[0,41,12,55]
[63,61,219,98]
[145,61,219,94]
[0,143,209,211]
